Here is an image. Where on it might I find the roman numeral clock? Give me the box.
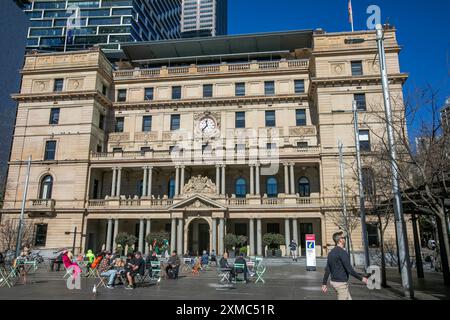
[194,111,221,140]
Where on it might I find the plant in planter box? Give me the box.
[236,235,248,256]
[115,232,137,255]
[263,233,285,257]
[224,234,238,257]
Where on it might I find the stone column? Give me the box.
[216,165,221,195]
[145,219,151,255]
[106,219,113,252]
[249,218,255,256]
[221,165,226,195]
[116,167,122,197]
[170,218,176,252]
[250,165,254,195]
[174,166,180,196]
[138,219,145,253]
[212,218,217,254]
[284,163,290,194]
[289,164,295,195]
[218,218,224,255]
[255,164,260,195]
[111,168,117,197]
[180,166,185,195]
[113,219,119,251]
[147,167,153,197]
[292,219,299,256]
[285,219,291,257]
[177,218,183,254]
[256,219,262,256]
[142,167,148,197]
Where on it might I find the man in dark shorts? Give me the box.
[125,252,145,290]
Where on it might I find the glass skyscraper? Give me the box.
[181,0,227,38]
[22,0,182,51]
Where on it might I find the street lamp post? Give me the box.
[338,141,353,265]
[15,156,31,258]
[376,23,413,299]
[353,100,371,271]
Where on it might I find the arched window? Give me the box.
[266,177,278,198]
[40,175,53,199]
[168,178,176,199]
[235,178,247,198]
[298,177,310,197]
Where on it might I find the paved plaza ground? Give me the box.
[1,259,449,300]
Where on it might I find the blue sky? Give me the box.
[229,0,450,136]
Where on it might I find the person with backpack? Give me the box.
[289,240,298,262]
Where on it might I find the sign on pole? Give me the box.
[305,234,316,271]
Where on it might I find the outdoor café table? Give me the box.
[0,265,17,288]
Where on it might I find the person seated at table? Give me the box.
[112,258,126,285]
[62,250,82,281]
[165,250,181,279]
[200,250,209,270]
[219,252,231,269]
[50,250,64,272]
[183,250,191,258]
[85,249,95,269]
[90,252,103,271]
[146,251,158,264]
[125,252,133,264]
[125,251,145,290]
[234,253,250,283]
[98,252,117,289]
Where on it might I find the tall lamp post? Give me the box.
[376,23,413,299]
[338,141,353,265]
[352,100,371,271]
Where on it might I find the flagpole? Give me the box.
[64,26,68,52]
[349,0,355,32]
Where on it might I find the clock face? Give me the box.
[199,117,217,136]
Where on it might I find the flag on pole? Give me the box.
[64,6,80,51]
[348,0,354,32]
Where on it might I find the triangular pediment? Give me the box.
[168,194,227,210]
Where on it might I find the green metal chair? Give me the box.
[233,263,246,284]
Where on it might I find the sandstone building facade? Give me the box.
[1,29,414,258]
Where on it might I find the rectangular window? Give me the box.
[141,147,151,155]
[265,110,276,127]
[359,130,371,152]
[142,116,152,132]
[172,86,182,100]
[171,114,180,131]
[296,109,307,126]
[44,141,57,161]
[235,82,245,96]
[235,111,245,128]
[354,93,367,111]
[267,143,277,150]
[203,84,213,98]
[54,79,64,92]
[34,224,48,247]
[367,224,380,247]
[49,108,60,125]
[102,85,108,96]
[264,81,275,95]
[115,117,124,133]
[236,143,246,154]
[144,87,154,101]
[117,89,127,102]
[297,141,308,148]
[113,148,123,153]
[99,114,105,130]
[97,145,102,153]
[294,80,305,94]
[351,61,363,76]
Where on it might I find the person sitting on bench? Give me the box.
[125,251,145,290]
[165,250,180,279]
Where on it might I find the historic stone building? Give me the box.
[1,28,414,258]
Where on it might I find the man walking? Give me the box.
[289,240,298,262]
[322,231,368,300]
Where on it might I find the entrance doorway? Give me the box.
[188,219,210,255]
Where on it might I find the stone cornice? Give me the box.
[12,90,113,107]
[113,94,309,110]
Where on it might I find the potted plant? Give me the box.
[236,235,248,256]
[115,232,137,255]
[263,233,285,257]
[224,234,238,257]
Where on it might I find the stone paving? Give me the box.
[3,261,439,300]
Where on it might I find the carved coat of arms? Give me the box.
[183,175,217,195]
